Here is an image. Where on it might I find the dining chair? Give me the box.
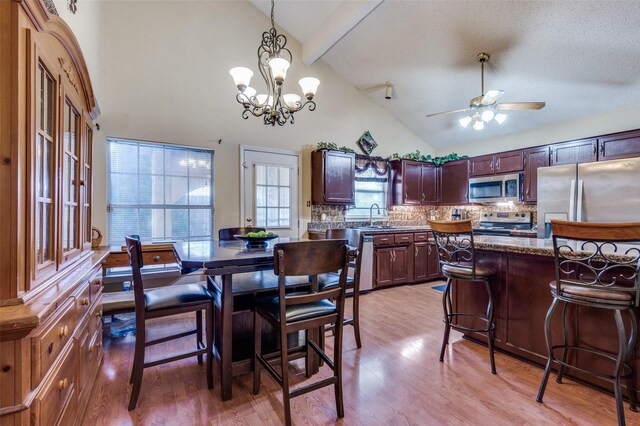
[253,239,350,426]
[536,221,640,426]
[125,235,215,410]
[218,226,266,241]
[428,219,498,374]
[322,228,363,348]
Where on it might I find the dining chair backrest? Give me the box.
[273,240,350,310]
[326,228,361,248]
[550,220,640,307]
[125,235,147,316]
[428,219,479,279]
[218,227,266,241]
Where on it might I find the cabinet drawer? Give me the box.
[89,269,103,303]
[373,234,394,246]
[89,294,103,336]
[394,233,414,244]
[31,298,76,389]
[75,281,91,320]
[142,250,176,265]
[32,340,77,426]
[414,232,430,242]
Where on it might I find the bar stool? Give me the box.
[322,228,363,348]
[536,221,640,426]
[428,219,497,374]
[253,240,350,426]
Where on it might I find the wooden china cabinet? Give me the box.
[0,1,106,425]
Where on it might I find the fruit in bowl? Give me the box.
[234,231,278,248]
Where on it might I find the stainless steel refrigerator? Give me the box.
[537,157,640,238]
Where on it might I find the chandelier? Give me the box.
[229,0,319,126]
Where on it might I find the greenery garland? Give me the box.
[315,142,355,153]
[387,150,468,166]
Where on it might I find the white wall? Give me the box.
[53,0,102,102]
[92,0,429,242]
[437,105,640,157]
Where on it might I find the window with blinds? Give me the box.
[345,166,389,219]
[107,138,214,246]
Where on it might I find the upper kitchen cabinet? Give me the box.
[470,150,524,177]
[598,129,640,161]
[549,138,597,165]
[522,146,550,204]
[390,160,437,205]
[438,159,470,205]
[311,150,355,205]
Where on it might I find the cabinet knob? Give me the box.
[79,179,85,186]
[153,255,161,262]
[80,297,89,306]
[496,158,501,170]
[94,278,102,286]
[59,325,69,338]
[96,311,102,319]
[58,378,68,391]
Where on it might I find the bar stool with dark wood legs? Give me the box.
[253,240,350,426]
[321,228,363,349]
[536,221,640,426]
[428,219,498,374]
[125,236,215,411]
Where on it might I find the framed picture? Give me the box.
[356,131,377,155]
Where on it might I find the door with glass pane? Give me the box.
[242,148,299,238]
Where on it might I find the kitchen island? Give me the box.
[446,235,640,399]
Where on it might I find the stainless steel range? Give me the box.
[473,211,532,236]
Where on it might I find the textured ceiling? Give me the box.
[250,0,640,148]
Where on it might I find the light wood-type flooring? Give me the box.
[83,283,639,425]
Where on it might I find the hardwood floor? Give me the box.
[83,283,637,425]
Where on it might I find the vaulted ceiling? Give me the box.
[250,0,640,148]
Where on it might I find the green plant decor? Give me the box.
[387,151,468,166]
[315,142,355,153]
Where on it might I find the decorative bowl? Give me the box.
[234,234,278,248]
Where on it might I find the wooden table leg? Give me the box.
[220,274,234,401]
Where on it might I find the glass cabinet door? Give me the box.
[82,124,93,250]
[33,62,57,281]
[61,98,81,263]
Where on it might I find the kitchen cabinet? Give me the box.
[550,138,598,165]
[522,146,550,204]
[598,129,640,161]
[373,233,412,288]
[438,159,469,205]
[470,150,523,177]
[311,150,355,205]
[413,232,440,281]
[391,160,437,205]
[0,2,105,425]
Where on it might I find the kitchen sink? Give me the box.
[357,225,396,230]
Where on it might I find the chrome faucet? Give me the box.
[369,203,381,226]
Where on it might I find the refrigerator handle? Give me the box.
[576,179,584,222]
[569,179,576,221]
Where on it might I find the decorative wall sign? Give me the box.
[356,130,377,155]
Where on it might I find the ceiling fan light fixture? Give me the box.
[459,116,473,128]
[473,120,485,131]
[481,108,495,122]
[494,113,507,124]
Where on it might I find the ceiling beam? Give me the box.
[302,0,383,65]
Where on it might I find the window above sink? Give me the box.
[345,167,388,221]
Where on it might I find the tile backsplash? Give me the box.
[309,204,537,231]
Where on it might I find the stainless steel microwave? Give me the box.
[468,172,523,203]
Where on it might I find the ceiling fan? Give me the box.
[426,52,545,130]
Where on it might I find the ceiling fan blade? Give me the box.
[496,102,546,111]
[426,108,471,118]
[481,90,504,105]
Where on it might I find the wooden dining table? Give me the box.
[173,237,304,401]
